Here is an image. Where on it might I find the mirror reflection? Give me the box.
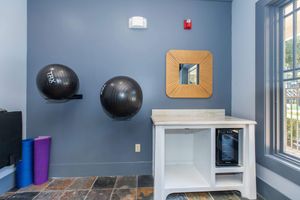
[179,64,199,85]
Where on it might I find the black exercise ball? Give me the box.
[100,76,143,120]
[36,64,79,100]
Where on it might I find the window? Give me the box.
[281,0,300,159]
[256,0,300,185]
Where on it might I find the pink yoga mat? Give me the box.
[33,136,51,185]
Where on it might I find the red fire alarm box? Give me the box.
[184,19,192,30]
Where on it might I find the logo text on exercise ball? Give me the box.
[47,71,56,84]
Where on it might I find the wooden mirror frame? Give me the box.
[166,50,213,98]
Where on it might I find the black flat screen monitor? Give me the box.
[0,111,22,168]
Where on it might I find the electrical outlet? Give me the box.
[135,144,141,152]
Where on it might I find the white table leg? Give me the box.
[154,126,165,200]
[242,124,257,199]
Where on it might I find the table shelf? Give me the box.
[215,173,243,187]
[214,166,244,173]
[165,164,210,191]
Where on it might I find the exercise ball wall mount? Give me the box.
[44,94,83,101]
[36,64,83,102]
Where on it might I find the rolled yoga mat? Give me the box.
[33,136,51,185]
[16,139,34,188]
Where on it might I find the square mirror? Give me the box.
[166,50,213,98]
[179,64,199,85]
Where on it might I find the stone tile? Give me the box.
[0,192,14,200]
[8,188,18,193]
[111,188,137,200]
[93,176,117,189]
[257,194,265,200]
[185,192,213,200]
[34,191,63,200]
[210,191,240,200]
[232,191,263,200]
[115,176,137,189]
[232,191,247,200]
[167,193,188,200]
[6,192,39,200]
[17,181,51,193]
[45,178,74,190]
[60,190,89,200]
[85,189,113,200]
[67,177,96,190]
[138,175,153,188]
[137,187,153,200]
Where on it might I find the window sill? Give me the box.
[265,153,300,171]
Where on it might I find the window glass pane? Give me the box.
[297,11,300,67]
[284,71,294,79]
[285,3,293,15]
[297,0,300,9]
[296,70,300,78]
[284,15,294,70]
[284,80,300,157]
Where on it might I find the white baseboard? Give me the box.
[256,164,300,200]
[0,165,15,179]
[0,166,15,195]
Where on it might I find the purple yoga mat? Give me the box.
[33,136,51,185]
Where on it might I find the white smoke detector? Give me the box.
[129,16,147,29]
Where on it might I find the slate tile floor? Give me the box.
[0,175,264,200]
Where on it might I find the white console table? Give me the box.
[151,109,257,200]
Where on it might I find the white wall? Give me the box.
[0,0,27,192]
[0,0,27,137]
[0,0,27,133]
[231,0,300,198]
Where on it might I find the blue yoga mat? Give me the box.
[16,139,34,188]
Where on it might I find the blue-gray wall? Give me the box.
[27,0,232,177]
